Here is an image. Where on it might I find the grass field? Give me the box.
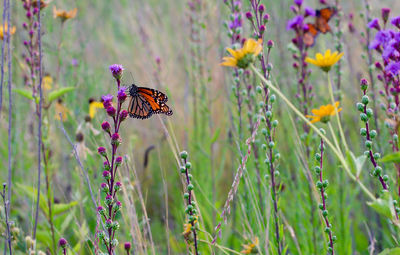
[2,0,400,254]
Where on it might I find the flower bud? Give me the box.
[101,121,111,132]
[117,88,127,102]
[103,171,111,180]
[111,133,121,146]
[58,238,67,248]
[120,110,129,121]
[106,106,116,117]
[98,147,107,157]
[109,64,124,80]
[245,11,253,20]
[101,182,108,192]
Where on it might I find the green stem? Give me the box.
[328,122,342,156]
[327,72,349,152]
[250,65,375,201]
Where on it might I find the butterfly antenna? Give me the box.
[130,72,135,86]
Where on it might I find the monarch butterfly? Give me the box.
[127,84,173,119]
[303,7,336,47]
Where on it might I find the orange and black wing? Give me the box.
[137,87,168,103]
[303,23,318,47]
[127,94,154,119]
[137,89,173,116]
[316,7,335,34]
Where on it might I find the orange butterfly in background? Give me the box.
[127,84,173,119]
[303,7,336,47]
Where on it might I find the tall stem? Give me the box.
[327,72,348,152]
[250,65,376,201]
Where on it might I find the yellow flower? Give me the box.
[43,75,53,90]
[89,101,104,119]
[55,99,70,121]
[221,38,263,69]
[306,102,342,123]
[305,49,344,72]
[0,23,16,40]
[240,237,259,254]
[53,6,77,21]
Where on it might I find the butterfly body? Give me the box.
[127,84,173,119]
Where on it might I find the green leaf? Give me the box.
[16,183,49,218]
[379,248,400,255]
[380,152,400,164]
[48,87,75,103]
[13,88,35,101]
[367,192,394,219]
[53,201,78,215]
[210,128,221,144]
[346,151,367,178]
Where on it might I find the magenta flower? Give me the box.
[98,147,106,156]
[382,8,391,23]
[58,238,67,248]
[109,64,124,80]
[386,62,400,75]
[304,7,315,17]
[117,87,127,102]
[286,15,303,30]
[106,106,116,117]
[368,18,380,30]
[392,16,400,28]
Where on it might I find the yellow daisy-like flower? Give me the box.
[0,23,16,40]
[306,102,342,123]
[43,75,53,90]
[305,49,344,72]
[221,38,263,69]
[53,6,77,21]
[240,237,259,254]
[89,101,104,119]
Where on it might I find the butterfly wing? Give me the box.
[137,87,168,103]
[316,7,335,34]
[127,94,154,119]
[138,91,173,116]
[303,23,318,47]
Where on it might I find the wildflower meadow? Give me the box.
[3,0,400,254]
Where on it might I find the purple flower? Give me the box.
[111,133,121,146]
[115,157,123,165]
[263,13,270,23]
[101,121,111,132]
[367,18,380,30]
[101,182,108,191]
[386,61,400,75]
[102,94,113,108]
[228,13,242,30]
[305,7,315,17]
[382,8,391,23]
[369,30,394,49]
[245,11,253,20]
[103,171,111,179]
[258,4,265,13]
[124,242,132,251]
[117,87,127,102]
[58,238,67,248]
[106,106,116,117]
[109,64,124,80]
[98,147,106,156]
[294,0,303,6]
[103,161,110,170]
[120,110,129,121]
[392,16,400,28]
[287,15,303,31]
[71,58,78,66]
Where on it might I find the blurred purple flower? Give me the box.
[392,16,400,28]
[305,7,315,17]
[367,18,380,30]
[287,15,303,31]
[386,62,400,75]
[294,0,303,6]
[109,64,124,80]
[228,13,242,30]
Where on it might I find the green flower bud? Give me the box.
[180,151,188,159]
[366,108,373,118]
[185,162,192,169]
[365,140,372,149]
[314,166,321,174]
[361,95,369,105]
[188,184,194,191]
[360,128,367,136]
[356,102,364,112]
[360,113,368,122]
[370,130,377,139]
[322,210,328,217]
